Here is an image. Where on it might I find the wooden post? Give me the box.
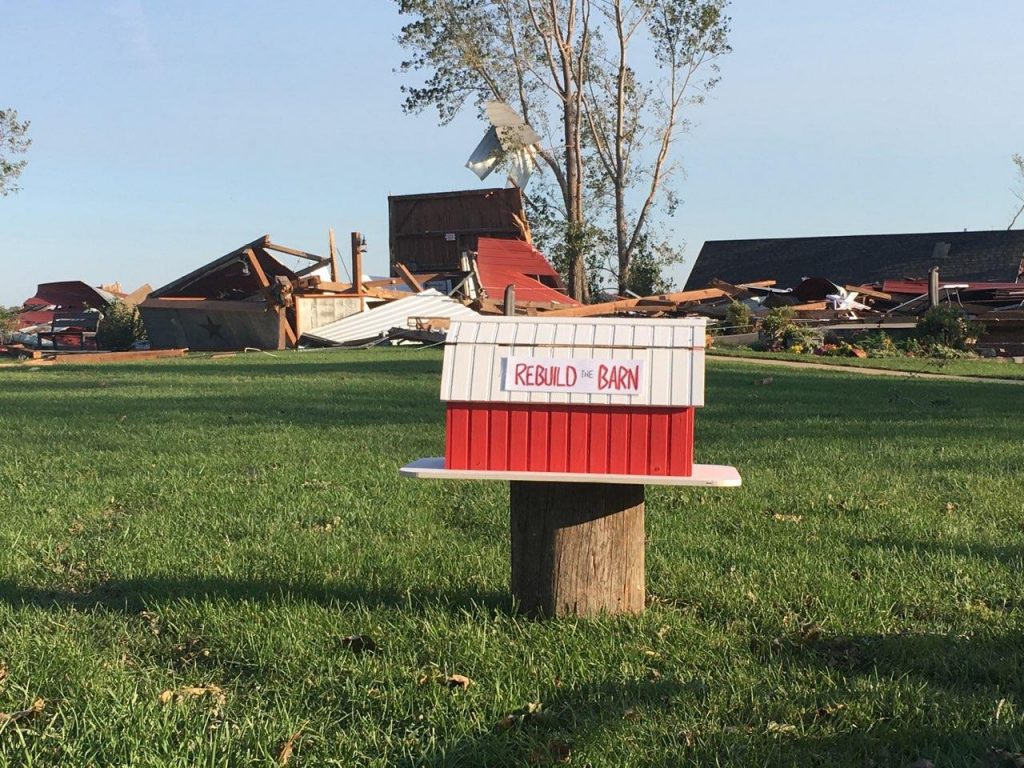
[328,228,339,284]
[351,232,365,310]
[509,481,645,617]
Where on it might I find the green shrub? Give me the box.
[757,306,821,352]
[928,343,974,360]
[97,301,147,351]
[858,331,899,357]
[757,307,794,351]
[724,300,753,334]
[0,306,19,343]
[915,306,984,351]
[783,323,823,353]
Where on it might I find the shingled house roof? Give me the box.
[685,230,1024,289]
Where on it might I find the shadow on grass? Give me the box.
[848,534,1024,568]
[405,676,696,767]
[755,629,1023,697]
[0,388,444,430]
[406,629,1024,767]
[0,576,510,615]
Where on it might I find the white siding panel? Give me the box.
[691,347,706,407]
[447,343,475,401]
[649,348,673,406]
[652,324,674,348]
[495,322,517,345]
[592,324,616,348]
[670,345,692,405]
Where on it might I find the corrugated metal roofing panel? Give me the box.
[302,289,480,346]
[441,317,706,407]
[475,237,580,305]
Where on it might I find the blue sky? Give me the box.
[2,1,1022,305]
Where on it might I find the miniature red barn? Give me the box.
[440,317,706,477]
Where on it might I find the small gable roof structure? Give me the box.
[685,230,1024,289]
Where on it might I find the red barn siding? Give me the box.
[445,403,694,477]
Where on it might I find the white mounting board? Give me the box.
[399,457,741,487]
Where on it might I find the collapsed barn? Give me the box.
[8,198,1024,359]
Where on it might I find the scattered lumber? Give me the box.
[45,348,189,364]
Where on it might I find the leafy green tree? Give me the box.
[97,302,147,351]
[0,109,31,197]
[395,0,730,299]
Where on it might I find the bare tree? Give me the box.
[1009,153,1024,230]
[584,1,728,292]
[0,109,31,197]
[395,0,729,299]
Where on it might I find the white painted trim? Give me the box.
[399,457,742,487]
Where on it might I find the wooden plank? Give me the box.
[294,292,364,300]
[635,298,679,308]
[363,277,404,288]
[121,283,153,305]
[245,248,271,288]
[652,287,728,303]
[306,280,353,293]
[708,278,745,297]
[48,348,188,365]
[736,280,776,288]
[263,240,324,262]
[410,316,451,330]
[541,297,642,317]
[364,287,412,301]
[846,285,892,300]
[281,312,297,348]
[395,262,425,293]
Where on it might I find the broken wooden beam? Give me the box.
[329,228,340,283]
[651,287,728,303]
[540,297,642,318]
[263,239,325,262]
[395,262,425,293]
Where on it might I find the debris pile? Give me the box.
[4,281,152,358]
[7,193,1022,358]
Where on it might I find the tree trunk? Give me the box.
[563,95,589,303]
[509,481,645,617]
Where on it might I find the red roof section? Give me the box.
[475,237,579,306]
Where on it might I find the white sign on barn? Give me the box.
[502,356,644,395]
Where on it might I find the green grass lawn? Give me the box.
[709,345,1024,380]
[0,350,1021,766]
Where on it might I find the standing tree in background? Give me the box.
[395,0,730,300]
[0,306,19,343]
[0,109,31,197]
[1009,153,1024,230]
